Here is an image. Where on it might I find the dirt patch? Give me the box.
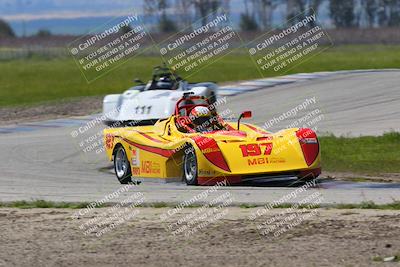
[0,96,102,126]
[0,208,399,266]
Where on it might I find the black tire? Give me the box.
[113,146,132,184]
[183,145,198,185]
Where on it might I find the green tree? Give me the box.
[308,0,322,27]
[176,0,194,28]
[376,0,400,26]
[143,0,177,32]
[329,0,355,27]
[286,0,302,21]
[239,13,259,31]
[159,13,177,32]
[362,0,377,27]
[158,0,177,32]
[0,19,15,37]
[388,0,400,26]
[119,25,132,34]
[193,0,222,26]
[377,0,388,26]
[256,0,277,29]
[194,0,213,26]
[36,29,52,37]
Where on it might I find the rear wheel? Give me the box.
[183,146,198,185]
[114,146,132,184]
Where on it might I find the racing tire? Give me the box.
[183,145,198,185]
[113,145,132,184]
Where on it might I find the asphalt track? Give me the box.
[0,70,399,205]
[221,69,400,136]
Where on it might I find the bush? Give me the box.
[239,14,259,31]
[36,29,52,37]
[0,18,15,37]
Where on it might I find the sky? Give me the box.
[0,0,147,35]
[0,0,143,21]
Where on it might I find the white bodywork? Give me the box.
[103,81,217,125]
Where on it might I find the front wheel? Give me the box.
[183,146,198,185]
[114,146,132,184]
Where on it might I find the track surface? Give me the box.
[221,70,400,136]
[1,71,399,204]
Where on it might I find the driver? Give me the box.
[156,76,173,89]
[189,106,223,132]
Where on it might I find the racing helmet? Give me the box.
[190,106,212,128]
[156,76,173,89]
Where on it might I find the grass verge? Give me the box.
[1,45,399,107]
[0,200,96,209]
[319,132,400,174]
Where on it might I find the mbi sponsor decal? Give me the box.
[248,157,269,166]
[141,160,161,174]
[247,157,286,166]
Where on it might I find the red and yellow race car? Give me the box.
[104,93,321,185]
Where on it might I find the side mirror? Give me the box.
[237,111,252,130]
[241,111,252,118]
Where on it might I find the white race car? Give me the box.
[103,65,218,126]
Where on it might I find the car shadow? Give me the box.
[231,177,332,188]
